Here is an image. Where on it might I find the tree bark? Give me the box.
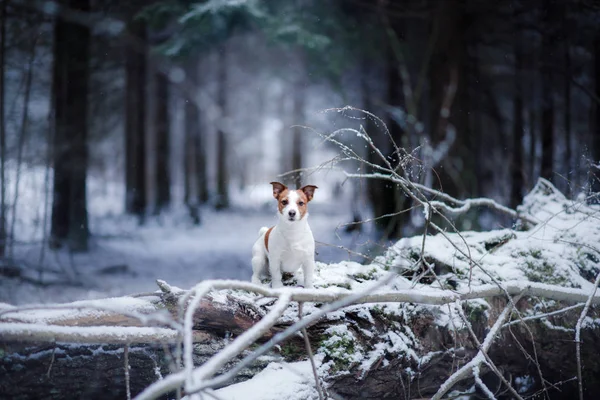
[125,20,148,220]
[154,71,170,214]
[50,0,91,251]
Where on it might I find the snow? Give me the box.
[0,322,178,342]
[0,296,159,324]
[213,361,319,400]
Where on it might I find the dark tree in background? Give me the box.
[592,33,600,201]
[511,9,525,210]
[183,57,207,224]
[124,19,148,220]
[50,0,91,251]
[0,0,7,257]
[540,0,558,183]
[291,70,305,189]
[215,47,229,210]
[154,70,171,214]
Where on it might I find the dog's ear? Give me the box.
[270,182,287,199]
[300,185,318,202]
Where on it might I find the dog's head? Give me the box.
[270,182,318,222]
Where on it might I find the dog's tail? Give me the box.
[258,227,269,237]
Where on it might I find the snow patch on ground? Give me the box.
[213,361,319,400]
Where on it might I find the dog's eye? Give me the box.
[282,200,288,206]
[298,201,305,206]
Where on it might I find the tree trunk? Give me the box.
[562,4,572,196]
[0,0,7,257]
[291,72,305,189]
[361,58,382,225]
[364,4,411,240]
[382,33,407,239]
[154,71,170,214]
[527,36,538,188]
[183,57,207,222]
[540,0,557,182]
[50,0,91,251]
[125,20,147,220]
[428,0,472,199]
[215,47,229,210]
[591,35,600,201]
[9,33,37,258]
[510,24,524,210]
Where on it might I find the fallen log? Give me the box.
[2,279,600,400]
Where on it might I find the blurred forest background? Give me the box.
[1,0,600,261]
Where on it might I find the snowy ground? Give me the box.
[0,168,375,305]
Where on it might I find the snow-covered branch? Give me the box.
[3,280,600,347]
[0,323,184,344]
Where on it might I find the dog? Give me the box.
[251,182,318,289]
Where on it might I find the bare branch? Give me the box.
[576,270,600,400]
[125,344,131,400]
[432,294,524,400]
[299,302,324,400]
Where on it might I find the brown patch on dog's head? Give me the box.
[300,185,318,202]
[295,190,309,219]
[295,185,317,219]
[270,182,290,214]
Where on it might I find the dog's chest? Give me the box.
[271,227,314,269]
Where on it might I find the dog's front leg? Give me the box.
[268,254,284,289]
[302,258,315,289]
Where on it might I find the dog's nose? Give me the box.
[288,210,296,218]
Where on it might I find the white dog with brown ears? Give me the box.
[251,182,318,289]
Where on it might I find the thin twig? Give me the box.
[125,344,131,400]
[575,270,600,400]
[46,345,56,378]
[298,302,324,400]
[473,364,497,400]
[431,294,524,400]
[455,299,524,400]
